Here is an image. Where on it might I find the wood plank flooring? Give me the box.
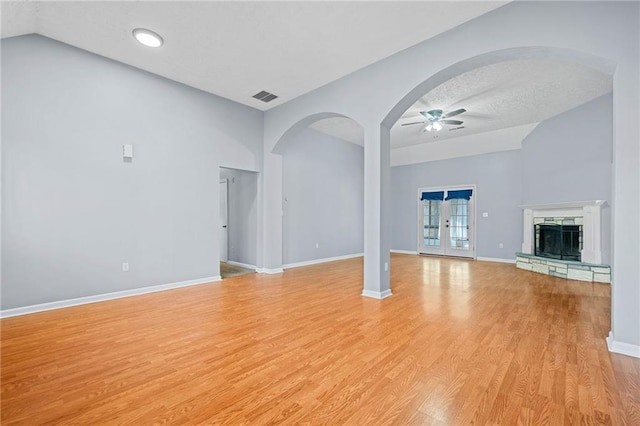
[2,254,639,425]
[220,262,256,279]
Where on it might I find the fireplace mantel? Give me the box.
[520,200,606,211]
[520,200,606,264]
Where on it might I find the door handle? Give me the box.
[222,225,227,228]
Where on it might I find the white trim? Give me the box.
[391,249,418,255]
[417,184,477,259]
[256,267,284,274]
[520,200,606,210]
[0,276,221,319]
[219,179,229,263]
[283,253,363,269]
[476,256,516,264]
[362,289,393,299]
[521,200,606,264]
[607,332,640,358]
[225,260,257,271]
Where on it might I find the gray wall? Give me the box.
[220,167,258,267]
[390,150,523,259]
[390,93,612,263]
[261,1,638,346]
[282,128,363,264]
[521,93,612,264]
[1,35,263,310]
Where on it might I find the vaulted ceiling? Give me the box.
[393,59,612,148]
[1,1,505,110]
[2,1,612,150]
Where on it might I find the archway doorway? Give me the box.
[272,114,365,270]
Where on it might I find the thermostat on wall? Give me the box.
[123,144,134,159]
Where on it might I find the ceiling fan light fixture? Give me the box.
[133,28,164,48]
[425,124,433,132]
[433,122,443,131]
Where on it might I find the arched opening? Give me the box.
[382,46,615,128]
[380,45,620,333]
[272,113,365,269]
[384,47,614,266]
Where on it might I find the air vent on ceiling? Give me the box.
[252,90,278,103]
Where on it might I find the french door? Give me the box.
[418,187,475,258]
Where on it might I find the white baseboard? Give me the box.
[0,276,221,319]
[391,249,418,255]
[283,253,363,269]
[477,256,516,264]
[256,267,284,274]
[362,289,393,299]
[225,260,257,270]
[607,332,640,358]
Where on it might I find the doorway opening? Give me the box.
[219,167,259,279]
[417,185,476,259]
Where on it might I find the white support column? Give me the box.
[522,208,533,254]
[581,203,603,265]
[260,152,284,274]
[608,59,640,357]
[361,123,391,299]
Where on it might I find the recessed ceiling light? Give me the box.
[132,28,163,48]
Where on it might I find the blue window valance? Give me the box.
[421,191,445,201]
[445,189,473,200]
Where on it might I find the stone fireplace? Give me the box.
[516,201,610,283]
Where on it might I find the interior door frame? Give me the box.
[416,184,477,259]
[416,194,446,256]
[220,179,228,263]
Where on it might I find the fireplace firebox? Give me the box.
[535,222,582,261]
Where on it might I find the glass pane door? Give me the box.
[421,200,443,254]
[417,188,475,259]
[448,198,470,251]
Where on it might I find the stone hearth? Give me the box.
[516,252,610,283]
[518,201,609,283]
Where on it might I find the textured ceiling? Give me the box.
[304,59,611,148]
[0,1,506,111]
[392,59,612,148]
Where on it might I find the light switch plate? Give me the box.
[123,144,134,159]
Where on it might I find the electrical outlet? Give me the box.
[315,243,319,249]
[499,243,504,249]
[122,262,129,272]
[384,262,389,272]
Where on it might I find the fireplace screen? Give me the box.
[535,222,583,261]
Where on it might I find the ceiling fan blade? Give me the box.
[441,120,463,125]
[401,121,426,126]
[420,109,442,119]
[442,108,466,118]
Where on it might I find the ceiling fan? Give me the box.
[402,108,466,131]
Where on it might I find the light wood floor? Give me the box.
[220,262,256,279]
[2,254,639,425]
